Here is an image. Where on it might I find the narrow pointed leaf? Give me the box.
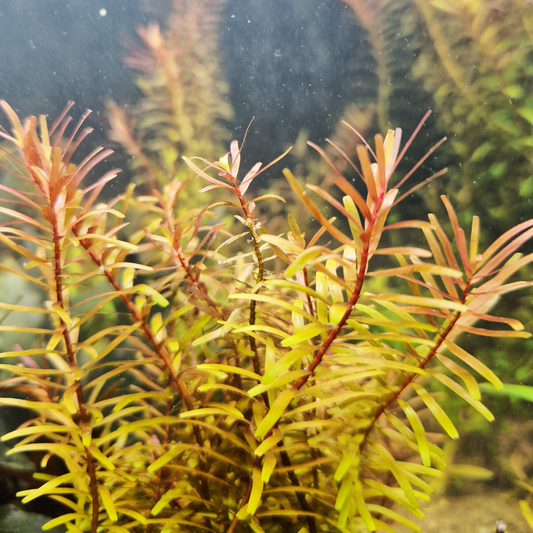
[398,399,431,467]
[255,388,296,439]
[412,383,458,439]
[284,168,354,245]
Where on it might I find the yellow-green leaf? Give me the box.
[197,364,261,382]
[99,484,118,522]
[255,388,296,439]
[412,383,458,439]
[366,504,421,532]
[444,341,502,390]
[248,370,309,397]
[254,429,283,457]
[355,478,376,532]
[398,399,431,467]
[429,371,494,421]
[179,407,244,420]
[43,513,86,530]
[135,284,169,307]
[519,500,533,529]
[18,472,79,503]
[261,452,277,483]
[280,324,329,347]
[247,465,263,515]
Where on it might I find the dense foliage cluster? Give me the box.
[0,101,532,533]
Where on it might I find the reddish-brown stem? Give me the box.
[73,231,203,430]
[226,174,265,379]
[302,267,315,319]
[359,280,471,451]
[171,243,222,318]
[75,230,212,502]
[293,237,371,391]
[227,225,373,533]
[86,447,100,530]
[227,456,263,533]
[52,222,99,533]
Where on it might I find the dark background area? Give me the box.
[0,0,146,121]
[0,0,373,170]
[0,0,444,217]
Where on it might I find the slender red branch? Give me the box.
[52,221,99,533]
[227,456,263,533]
[293,237,371,391]
[74,229,211,502]
[72,230,195,410]
[359,280,471,450]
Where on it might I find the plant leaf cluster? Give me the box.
[342,0,533,237]
[0,102,532,533]
[107,0,232,189]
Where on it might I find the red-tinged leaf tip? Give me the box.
[239,161,262,195]
[230,140,241,177]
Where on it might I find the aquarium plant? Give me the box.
[0,102,532,533]
[107,0,232,189]
[341,0,533,237]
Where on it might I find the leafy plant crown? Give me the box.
[0,102,532,533]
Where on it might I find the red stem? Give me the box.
[52,222,99,533]
[359,280,471,452]
[293,237,371,391]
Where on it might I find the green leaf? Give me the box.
[372,443,418,508]
[42,512,86,530]
[255,389,297,439]
[519,500,533,529]
[280,324,329,347]
[368,264,462,279]
[335,435,362,482]
[99,484,117,522]
[18,473,80,504]
[412,383,458,439]
[179,407,245,419]
[262,346,312,384]
[134,284,169,307]
[518,107,533,124]
[366,504,421,532]
[89,445,115,471]
[197,364,261,382]
[288,391,377,418]
[265,279,329,305]
[283,246,328,279]
[259,234,303,255]
[148,444,188,473]
[437,354,481,401]
[364,480,425,518]
[447,464,493,480]
[248,370,309,397]
[429,371,494,421]
[284,168,354,246]
[247,465,263,515]
[232,324,289,340]
[444,341,502,390]
[367,293,467,312]
[398,399,431,467]
[229,293,316,323]
[355,478,376,531]
[192,326,223,346]
[480,382,533,402]
[254,429,283,457]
